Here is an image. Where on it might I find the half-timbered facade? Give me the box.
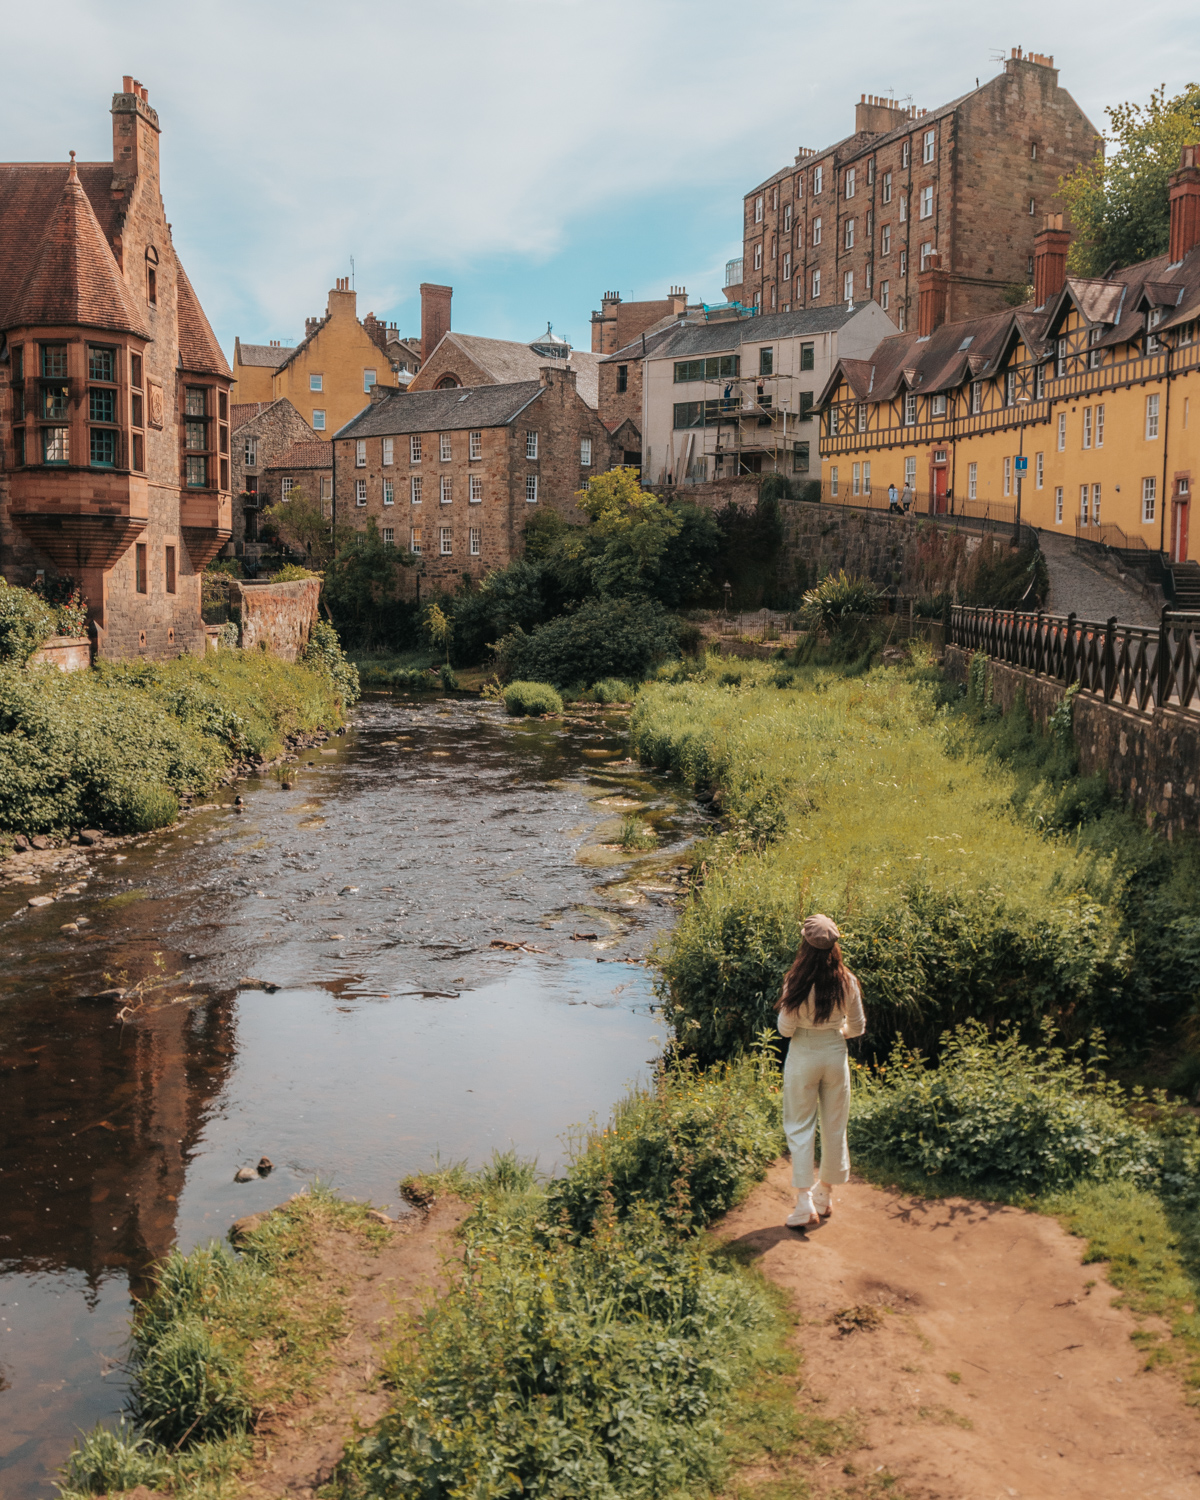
[818,151,1200,557]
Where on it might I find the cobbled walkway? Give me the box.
[1036,529,1162,627]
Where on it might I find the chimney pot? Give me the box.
[1033,218,1071,304]
[123,75,134,94]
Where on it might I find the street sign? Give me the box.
[1014,456,1029,473]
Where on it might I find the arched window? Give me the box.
[436,374,460,389]
[145,245,159,306]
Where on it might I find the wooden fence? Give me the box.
[949,605,1200,714]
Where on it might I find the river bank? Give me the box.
[0,695,701,1497]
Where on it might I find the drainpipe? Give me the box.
[1159,341,1172,558]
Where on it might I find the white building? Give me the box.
[639,302,895,486]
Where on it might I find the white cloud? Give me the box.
[4,0,1197,353]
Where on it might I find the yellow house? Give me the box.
[818,147,1200,564]
[230,279,401,438]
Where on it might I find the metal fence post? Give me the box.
[1157,607,1171,708]
[1064,612,1077,685]
[1103,615,1117,701]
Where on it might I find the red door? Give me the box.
[932,466,948,515]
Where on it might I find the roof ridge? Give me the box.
[175,254,231,377]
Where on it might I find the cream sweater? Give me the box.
[777,977,866,1038]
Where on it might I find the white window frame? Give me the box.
[526,431,539,460]
[469,526,481,557]
[469,430,482,460]
[902,140,910,169]
[783,251,791,281]
[410,526,422,554]
[355,478,367,506]
[383,437,394,465]
[1056,338,1067,378]
[281,477,297,501]
[923,129,935,163]
[440,526,452,556]
[845,218,855,250]
[754,195,764,223]
[526,474,538,503]
[968,461,978,499]
[1093,482,1102,523]
[814,165,823,194]
[383,478,394,505]
[882,171,892,204]
[381,526,393,546]
[812,217,822,246]
[919,186,933,219]
[440,432,453,462]
[830,465,839,497]
[881,224,891,256]
[1004,456,1012,496]
[1080,484,1089,523]
[410,435,422,463]
[440,474,452,504]
[903,392,917,426]
[880,280,890,311]
[312,409,326,431]
[932,393,947,416]
[899,249,907,276]
[844,270,854,302]
[783,203,792,232]
[1055,486,1063,524]
[243,436,258,466]
[857,402,868,432]
[1057,413,1067,451]
[411,474,422,504]
[469,474,483,503]
[971,382,982,415]
[899,194,907,223]
[852,462,861,496]
[1146,393,1160,439]
[1142,476,1156,522]
[812,269,821,298]
[1035,452,1044,489]
[1083,407,1092,449]
[863,460,871,496]
[580,437,592,466]
[363,369,377,393]
[905,456,917,488]
[310,373,323,392]
[355,439,366,467]
[754,242,763,270]
[845,167,856,199]
[1095,403,1105,448]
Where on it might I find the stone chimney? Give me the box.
[327,277,356,319]
[420,283,452,360]
[1169,144,1200,265]
[1033,214,1070,305]
[362,310,390,353]
[669,285,687,316]
[111,76,160,194]
[304,316,321,339]
[855,94,910,135]
[916,253,948,337]
[539,363,577,391]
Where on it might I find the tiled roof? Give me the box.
[426,332,600,408]
[0,161,123,327]
[230,401,273,428]
[268,439,331,470]
[235,341,292,368]
[4,161,150,337]
[176,256,231,377]
[335,381,543,440]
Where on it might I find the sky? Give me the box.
[4,0,1198,363]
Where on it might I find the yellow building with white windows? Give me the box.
[818,146,1200,566]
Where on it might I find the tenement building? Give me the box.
[817,148,1200,555]
[332,366,617,590]
[635,301,895,487]
[0,78,232,659]
[735,49,1097,334]
[590,287,689,354]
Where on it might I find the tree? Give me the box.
[260,487,344,567]
[1059,83,1200,276]
[574,467,719,603]
[321,520,417,650]
[423,602,453,665]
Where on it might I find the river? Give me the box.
[0,695,702,1497]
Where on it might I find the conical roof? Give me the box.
[175,255,230,377]
[8,158,150,338]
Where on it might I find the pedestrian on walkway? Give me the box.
[776,913,865,1229]
[887,482,901,514]
[900,481,913,514]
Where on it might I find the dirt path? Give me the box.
[717,1161,1200,1500]
[241,1197,468,1500]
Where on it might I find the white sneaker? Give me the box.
[812,1182,832,1217]
[786,1192,818,1228]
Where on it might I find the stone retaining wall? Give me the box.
[944,644,1200,837]
[29,636,92,671]
[230,578,322,662]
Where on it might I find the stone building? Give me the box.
[230,279,406,436]
[590,287,689,353]
[230,397,317,546]
[263,439,333,526]
[0,77,231,660]
[735,49,1097,333]
[638,301,894,486]
[816,151,1200,552]
[332,366,617,590]
[411,326,601,410]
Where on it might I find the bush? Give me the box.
[849,1022,1156,1195]
[301,619,360,707]
[799,570,882,634]
[503,680,563,717]
[590,677,637,704]
[0,579,56,663]
[498,597,680,688]
[118,782,181,833]
[270,564,318,582]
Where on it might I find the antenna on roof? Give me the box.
[350,256,355,291]
[988,48,1005,62]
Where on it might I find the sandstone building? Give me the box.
[590,287,689,353]
[229,397,318,546]
[333,366,617,590]
[0,78,231,659]
[231,279,411,436]
[734,50,1098,335]
[817,149,1200,558]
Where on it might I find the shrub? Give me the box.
[117,782,181,833]
[498,596,680,688]
[798,570,882,634]
[848,1022,1156,1195]
[270,563,318,582]
[0,579,56,663]
[590,677,637,704]
[301,619,360,707]
[503,680,563,717]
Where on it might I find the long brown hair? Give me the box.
[777,939,852,1024]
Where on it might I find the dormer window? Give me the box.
[1088,327,1102,369]
[1146,308,1162,353]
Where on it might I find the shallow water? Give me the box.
[0,697,703,1497]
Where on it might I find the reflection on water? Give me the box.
[0,698,702,1496]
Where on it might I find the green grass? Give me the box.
[59,1186,392,1500]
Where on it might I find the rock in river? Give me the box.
[233,1166,258,1183]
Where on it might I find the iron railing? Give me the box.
[949,605,1200,714]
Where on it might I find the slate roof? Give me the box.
[176,256,230,376]
[3,161,150,337]
[269,440,331,470]
[335,382,543,440]
[628,304,862,364]
[424,332,600,408]
[235,341,292,368]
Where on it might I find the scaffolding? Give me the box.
[661,370,815,486]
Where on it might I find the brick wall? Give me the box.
[230,577,321,660]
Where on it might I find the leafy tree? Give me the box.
[322,520,417,650]
[423,602,453,665]
[574,467,720,604]
[446,560,553,666]
[497,596,680,688]
[1059,83,1200,275]
[260,488,343,567]
[711,488,787,609]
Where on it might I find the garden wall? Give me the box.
[944,644,1200,837]
[29,636,92,672]
[230,578,321,662]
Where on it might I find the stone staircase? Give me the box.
[1170,560,1200,611]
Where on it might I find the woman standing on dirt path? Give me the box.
[776,914,865,1229]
